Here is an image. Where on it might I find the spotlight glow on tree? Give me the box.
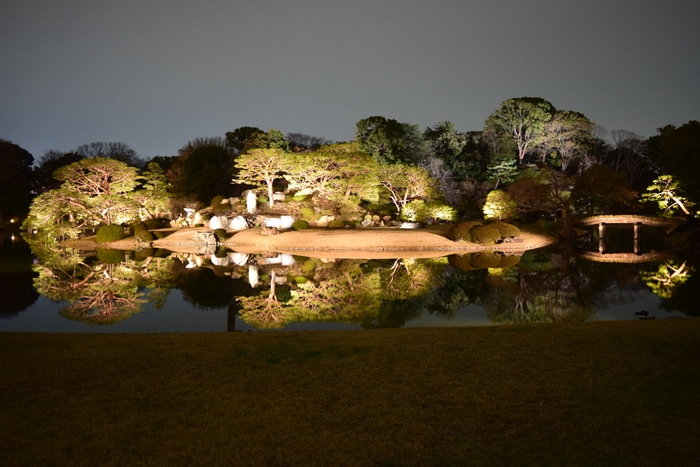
[641,175,694,217]
[483,189,518,221]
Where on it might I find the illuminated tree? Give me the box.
[378,164,437,215]
[232,148,292,206]
[641,261,692,299]
[483,190,517,221]
[355,116,426,165]
[486,156,518,189]
[132,162,171,219]
[284,143,380,203]
[540,111,594,170]
[423,121,486,179]
[484,97,555,164]
[641,175,694,216]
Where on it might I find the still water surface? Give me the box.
[0,226,695,333]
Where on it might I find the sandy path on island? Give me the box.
[66,225,558,260]
[223,225,557,259]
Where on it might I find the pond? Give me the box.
[0,226,696,333]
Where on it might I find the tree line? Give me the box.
[3,97,699,239]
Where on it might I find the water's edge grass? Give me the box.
[2,319,699,466]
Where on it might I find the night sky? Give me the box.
[1,0,698,161]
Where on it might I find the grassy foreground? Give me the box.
[2,320,699,467]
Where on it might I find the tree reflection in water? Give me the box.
[22,240,697,328]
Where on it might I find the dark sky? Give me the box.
[1,0,698,160]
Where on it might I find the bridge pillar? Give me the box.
[634,222,641,255]
[599,222,607,238]
[598,223,607,254]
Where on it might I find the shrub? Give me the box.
[293,220,310,230]
[483,189,518,221]
[446,221,482,241]
[400,200,427,222]
[144,218,170,230]
[214,246,228,258]
[130,221,147,232]
[498,255,521,268]
[486,220,521,239]
[153,231,165,239]
[470,252,502,268]
[134,248,155,262]
[426,202,458,222]
[96,248,124,264]
[469,224,501,244]
[213,228,227,242]
[328,219,345,229]
[300,207,316,221]
[212,203,229,215]
[258,195,269,205]
[294,276,308,284]
[194,223,204,228]
[301,260,317,274]
[448,254,477,271]
[211,196,230,215]
[134,229,154,242]
[96,225,125,243]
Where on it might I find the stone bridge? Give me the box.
[574,215,681,256]
[574,215,680,229]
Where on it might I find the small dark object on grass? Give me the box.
[635,310,656,320]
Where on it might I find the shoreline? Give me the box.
[60,224,560,259]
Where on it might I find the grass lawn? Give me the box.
[1,319,699,466]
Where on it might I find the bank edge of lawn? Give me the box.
[1,319,699,467]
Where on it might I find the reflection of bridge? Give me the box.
[574,215,680,255]
[575,250,676,264]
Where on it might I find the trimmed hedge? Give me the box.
[487,221,521,239]
[498,255,521,268]
[469,225,501,245]
[134,229,154,242]
[328,219,345,229]
[134,248,155,262]
[293,220,310,230]
[447,254,477,271]
[446,221,482,242]
[448,252,521,270]
[96,225,125,243]
[143,218,170,230]
[96,248,124,264]
[213,228,227,242]
[470,252,503,268]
